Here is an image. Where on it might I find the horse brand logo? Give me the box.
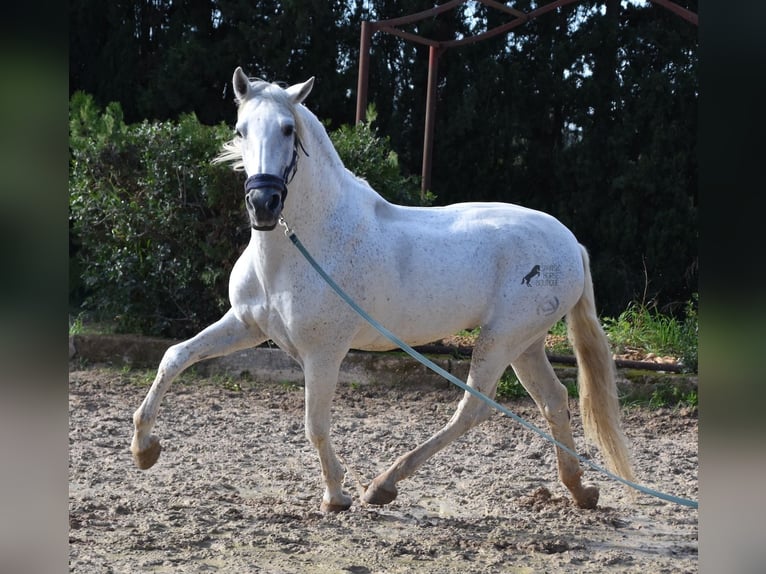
[521,265,541,286]
[522,263,562,287]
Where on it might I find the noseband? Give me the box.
[243,136,308,204]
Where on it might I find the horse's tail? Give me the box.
[567,245,635,484]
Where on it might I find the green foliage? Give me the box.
[219,377,243,393]
[69,0,362,126]
[69,92,245,337]
[496,372,527,401]
[457,327,481,338]
[648,384,698,410]
[679,294,699,373]
[546,320,573,354]
[68,313,85,336]
[496,370,577,401]
[329,105,432,206]
[602,295,698,373]
[447,297,697,375]
[564,380,579,399]
[279,380,304,392]
[369,1,698,317]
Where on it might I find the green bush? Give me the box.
[330,106,432,207]
[69,95,431,338]
[70,92,245,337]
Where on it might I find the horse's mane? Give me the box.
[213,78,305,172]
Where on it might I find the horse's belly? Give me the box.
[350,304,482,351]
[348,276,492,351]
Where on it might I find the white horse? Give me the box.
[131,67,634,512]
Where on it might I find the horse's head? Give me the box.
[229,67,314,231]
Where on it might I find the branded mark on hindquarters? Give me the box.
[521,265,541,286]
[537,296,560,316]
[522,263,561,287]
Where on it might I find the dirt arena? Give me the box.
[69,364,697,573]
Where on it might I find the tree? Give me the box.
[69,0,698,317]
[69,0,361,126]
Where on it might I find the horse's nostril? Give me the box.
[267,193,281,212]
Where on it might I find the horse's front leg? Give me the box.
[302,355,352,512]
[131,309,266,469]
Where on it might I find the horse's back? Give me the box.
[377,200,582,279]
[378,200,572,240]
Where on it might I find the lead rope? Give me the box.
[281,218,698,509]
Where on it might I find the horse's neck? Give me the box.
[280,107,354,233]
[299,105,345,173]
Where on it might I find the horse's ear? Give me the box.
[232,67,250,102]
[285,77,315,105]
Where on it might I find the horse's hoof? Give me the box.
[132,435,162,470]
[574,484,600,509]
[320,499,352,513]
[362,478,398,506]
[320,490,352,513]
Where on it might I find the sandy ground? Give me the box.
[69,363,697,573]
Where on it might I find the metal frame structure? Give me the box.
[355,0,698,195]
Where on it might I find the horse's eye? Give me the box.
[235,128,243,138]
[282,124,294,137]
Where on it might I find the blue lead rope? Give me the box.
[286,228,698,510]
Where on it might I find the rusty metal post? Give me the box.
[356,1,696,199]
[421,45,441,199]
[356,21,373,124]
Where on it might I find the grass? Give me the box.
[494,295,698,410]
[602,294,698,373]
[648,384,698,410]
[496,371,579,402]
[496,368,697,410]
[455,296,698,375]
[69,311,118,336]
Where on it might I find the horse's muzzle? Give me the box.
[244,174,288,231]
[246,187,283,230]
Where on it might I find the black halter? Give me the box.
[243,136,308,203]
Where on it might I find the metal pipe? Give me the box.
[421,45,441,198]
[355,21,373,124]
[649,0,699,26]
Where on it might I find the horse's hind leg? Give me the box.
[131,309,267,470]
[510,339,599,508]
[363,340,509,506]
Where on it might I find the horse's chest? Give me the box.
[231,264,341,340]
